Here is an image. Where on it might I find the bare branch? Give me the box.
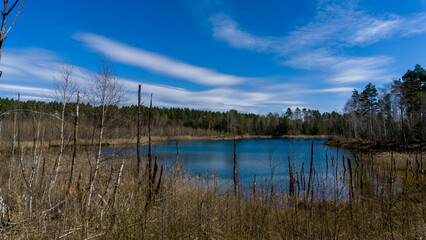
[3,0,26,38]
[0,109,62,121]
[5,0,18,16]
[52,64,77,106]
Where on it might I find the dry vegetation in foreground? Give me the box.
[0,145,424,240]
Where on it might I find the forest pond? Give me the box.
[107,138,353,195]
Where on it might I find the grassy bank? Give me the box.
[324,136,425,152]
[0,134,331,149]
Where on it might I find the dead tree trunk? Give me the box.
[253,174,256,202]
[17,93,20,159]
[300,162,305,193]
[347,158,354,200]
[415,152,420,180]
[325,151,328,183]
[306,141,314,200]
[108,158,124,230]
[233,138,238,198]
[28,116,41,218]
[8,93,18,189]
[88,101,105,210]
[66,91,80,196]
[288,155,294,197]
[144,94,163,210]
[147,93,153,185]
[136,84,142,177]
[175,141,179,175]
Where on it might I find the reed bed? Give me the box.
[0,145,424,239]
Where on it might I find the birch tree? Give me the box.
[87,59,123,210]
[50,64,77,191]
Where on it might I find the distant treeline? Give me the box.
[0,65,424,145]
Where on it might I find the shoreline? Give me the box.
[3,134,423,152]
[324,137,425,152]
[0,134,332,149]
[98,134,331,147]
[91,134,331,147]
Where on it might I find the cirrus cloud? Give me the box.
[208,1,426,84]
[75,33,250,87]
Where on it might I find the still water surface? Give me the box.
[110,138,352,192]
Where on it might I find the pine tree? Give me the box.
[360,83,379,116]
[402,64,425,119]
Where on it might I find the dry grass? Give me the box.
[280,134,331,139]
[0,144,425,239]
[0,135,331,150]
[373,151,423,172]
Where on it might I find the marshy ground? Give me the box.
[0,143,424,239]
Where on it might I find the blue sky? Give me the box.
[0,0,425,114]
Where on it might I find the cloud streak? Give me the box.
[0,48,310,113]
[0,83,53,96]
[282,49,393,83]
[211,4,426,51]
[0,45,356,114]
[208,2,426,84]
[210,13,282,53]
[119,78,306,113]
[75,33,248,87]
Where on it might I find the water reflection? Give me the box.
[106,138,352,196]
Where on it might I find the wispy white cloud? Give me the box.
[75,33,249,87]
[0,48,309,113]
[282,49,393,83]
[208,2,426,84]
[1,48,62,83]
[0,45,360,113]
[305,87,355,93]
[210,13,282,53]
[119,78,306,113]
[350,12,426,46]
[0,83,53,96]
[211,4,426,51]
[1,48,93,88]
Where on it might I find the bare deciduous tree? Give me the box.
[86,59,123,235]
[49,64,77,191]
[0,0,27,66]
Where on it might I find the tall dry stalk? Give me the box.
[233,138,238,197]
[144,94,164,210]
[108,158,124,231]
[0,188,4,225]
[7,93,18,189]
[306,141,314,200]
[66,91,80,197]
[28,114,42,217]
[136,84,142,177]
[288,155,294,197]
[147,93,153,184]
[175,141,180,175]
[347,158,354,193]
